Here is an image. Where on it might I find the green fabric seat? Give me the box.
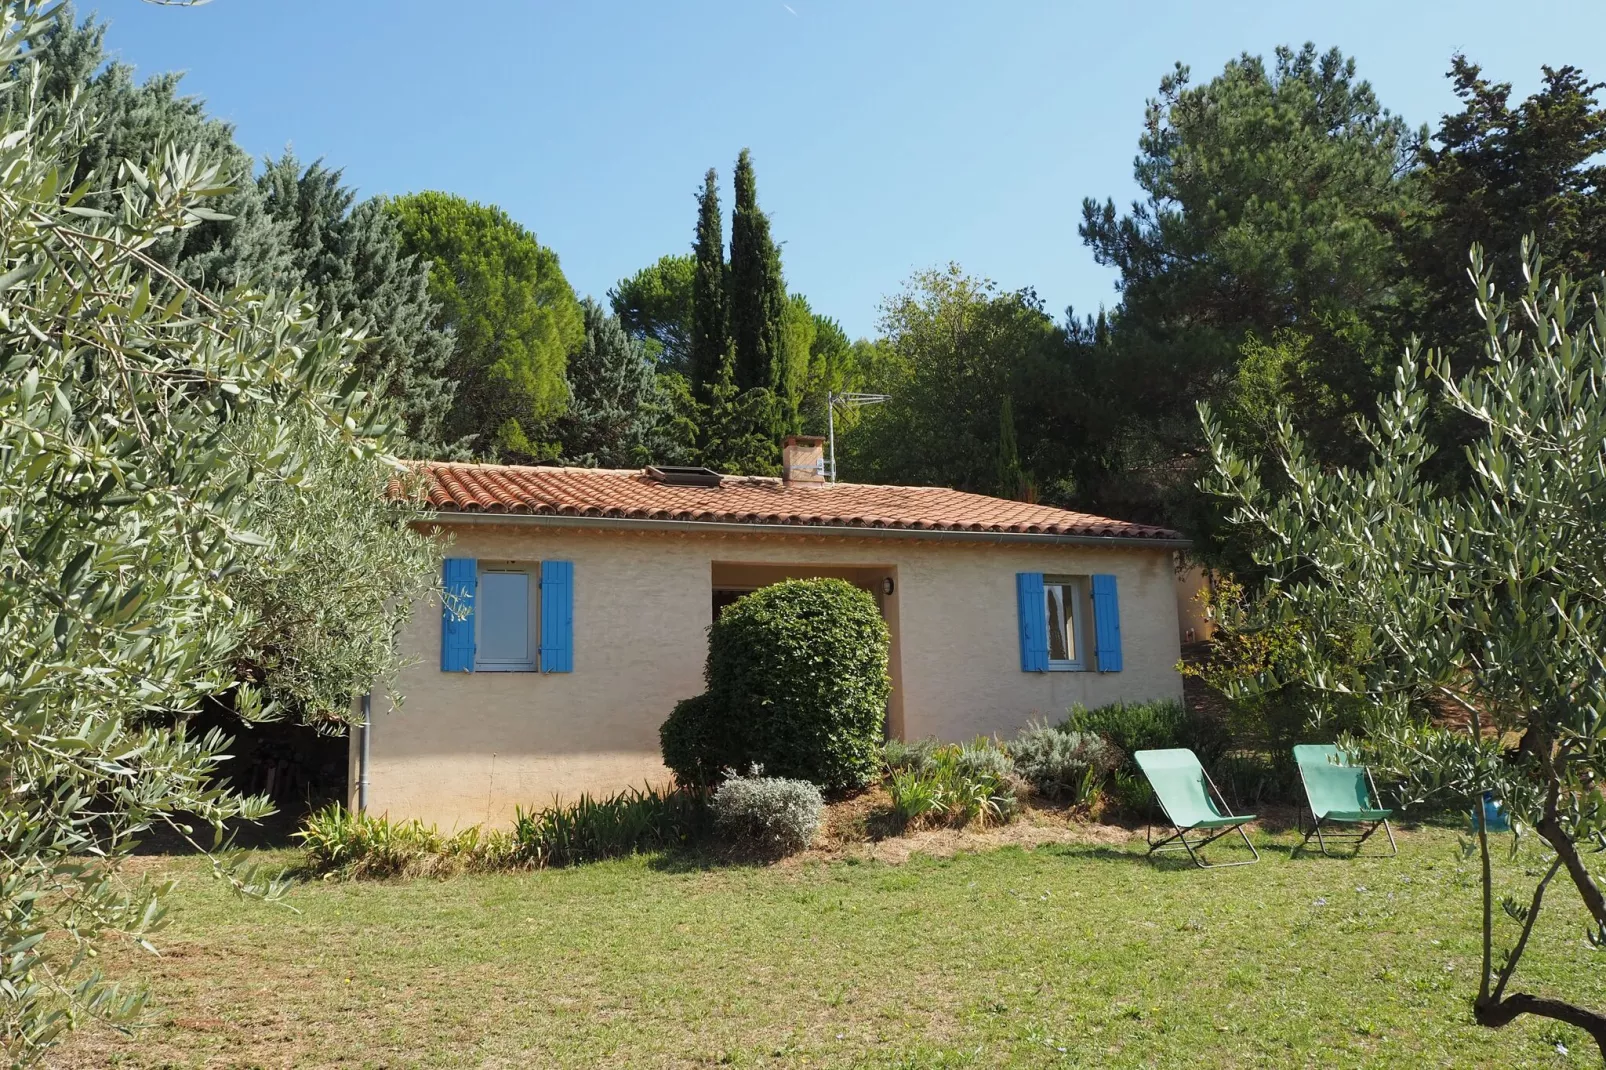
[1324,808,1393,822]
[1293,744,1397,857]
[1189,814,1255,829]
[1133,748,1258,868]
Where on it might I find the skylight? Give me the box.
[643,465,723,488]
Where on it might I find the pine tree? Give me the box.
[22,13,455,453]
[387,191,583,461]
[728,149,790,427]
[1404,57,1606,379]
[258,154,455,452]
[610,253,695,373]
[559,299,662,468]
[690,168,730,404]
[777,293,814,432]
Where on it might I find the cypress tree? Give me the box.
[689,168,730,404]
[727,149,790,430]
[995,395,1028,501]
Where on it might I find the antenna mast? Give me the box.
[826,391,891,482]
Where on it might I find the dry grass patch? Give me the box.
[801,794,1138,866]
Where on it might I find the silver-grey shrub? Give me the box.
[957,736,1017,783]
[712,771,824,855]
[1011,721,1123,802]
[882,736,942,774]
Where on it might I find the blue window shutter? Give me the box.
[1016,572,1048,672]
[540,560,574,673]
[441,558,477,672]
[1091,573,1123,672]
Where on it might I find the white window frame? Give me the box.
[475,562,539,672]
[1044,575,1089,672]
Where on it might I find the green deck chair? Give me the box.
[1133,748,1259,868]
[1293,744,1396,857]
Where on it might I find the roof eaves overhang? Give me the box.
[423,510,1192,550]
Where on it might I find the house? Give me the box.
[354,437,1190,829]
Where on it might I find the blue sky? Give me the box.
[96,0,1606,339]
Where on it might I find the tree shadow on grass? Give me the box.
[1033,820,1423,869]
[1032,840,1271,872]
[1039,811,1456,871]
[128,808,312,856]
[643,841,788,874]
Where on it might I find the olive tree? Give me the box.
[225,408,436,727]
[0,2,421,1061]
[1202,244,1606,1054]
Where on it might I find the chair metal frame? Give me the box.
[1144,761,1260,869]
[1294,760,1398,858]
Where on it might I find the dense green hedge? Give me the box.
[1066,699,1230,765]
[660,578,891,792]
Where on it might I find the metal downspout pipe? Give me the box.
[357,692,372,813]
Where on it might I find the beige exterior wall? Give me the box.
[1175,560,1216,643]
[360,522,1184,829]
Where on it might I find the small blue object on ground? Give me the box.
[1476,791,1510,833]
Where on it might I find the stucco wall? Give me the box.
[360,523,1183,829]
[1175,562,1216,643]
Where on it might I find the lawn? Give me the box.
[47,824,1606,1069]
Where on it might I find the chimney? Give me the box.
[781,435,827,484]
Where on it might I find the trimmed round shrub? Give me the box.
[712,770,824,855]
[660,578,890,792]
[711,579,890,790]
[659,694,735,787]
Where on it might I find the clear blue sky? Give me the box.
[95,0,1606,339]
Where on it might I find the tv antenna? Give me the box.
[826,391,890,482]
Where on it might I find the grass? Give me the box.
[47,824,1606,1069]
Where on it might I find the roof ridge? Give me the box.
[422,460,647,477]
[417,460,1030,497]
[406,459,1183,541]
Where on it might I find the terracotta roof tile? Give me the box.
[411,462,1183,542]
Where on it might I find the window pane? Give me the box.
[478,571,530,664]
[1045,584,1070,662]
[1065,582,1078,663]
[1044,581,1082,664]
